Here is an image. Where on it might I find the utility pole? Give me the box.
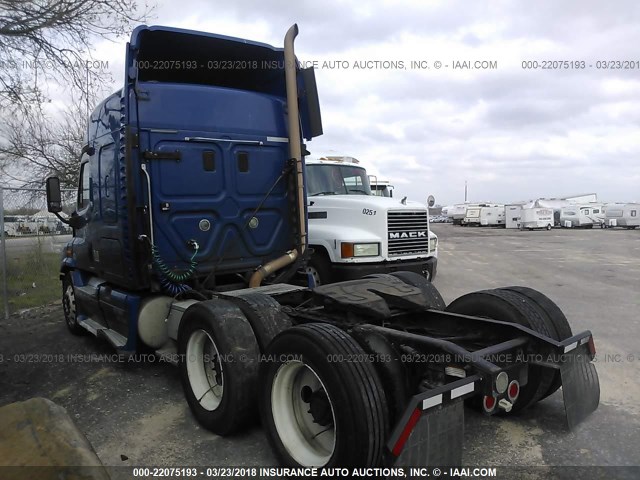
[0,187,9,320]
[464,180,468,202]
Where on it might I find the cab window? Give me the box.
[78,163,91,210]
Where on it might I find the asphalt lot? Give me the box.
[0,224,638,478]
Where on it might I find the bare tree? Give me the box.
[0,0,151,108]
[0,0,152,192]
[0,87,101,190]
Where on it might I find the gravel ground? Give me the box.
[0,224,638,479]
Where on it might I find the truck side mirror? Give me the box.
[300,67,323,139]
[46,177,63,213]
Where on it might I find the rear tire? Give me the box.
[259,323,388,467]
[62,273,83,335]
[224,293,291,353]
[446,290,556,412]
[178,300,259,435]
[499,287,572,398]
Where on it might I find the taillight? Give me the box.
[483,395,496,413]
[507,380,520,402]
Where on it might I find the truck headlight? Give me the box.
[341,242,380,258]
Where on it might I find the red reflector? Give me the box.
[391,408,421,457]
[483,395,496,412]
[587,336,596,355]
[508,381,520,401]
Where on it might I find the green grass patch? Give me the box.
[3,246,61,314]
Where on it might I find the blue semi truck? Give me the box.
[45,24,600,468]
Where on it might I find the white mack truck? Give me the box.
[303,156,438,285]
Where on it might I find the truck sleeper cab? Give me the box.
[46,24,599,470]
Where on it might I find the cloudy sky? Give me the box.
[86,0,640,206]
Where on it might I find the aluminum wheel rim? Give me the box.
[186,329,224,411]
[63,283,76,328]
[271,360,336,466]
[304,266,323,286]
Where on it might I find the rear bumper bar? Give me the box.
[386,330,598,466]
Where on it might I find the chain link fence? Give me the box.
[0,187,74,319]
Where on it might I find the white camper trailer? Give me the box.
[604,203,639,229]
[463,205,504,226]
[560,204,605,228]
[462,206,481,225]
[520,207,554,230]
[447,204,469,225]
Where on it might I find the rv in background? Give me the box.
[447,203,491,225]
[447,204,469,225]
[462,205,505,226]
[604,203,639,229]
[560,204,605,228]
[520,207,554,230]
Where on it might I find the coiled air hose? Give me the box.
[151,242,199,296]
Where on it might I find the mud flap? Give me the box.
[390,401,464,467]
[561,350,600,429]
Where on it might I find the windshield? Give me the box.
[307,164,372,196]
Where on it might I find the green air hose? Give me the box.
[151,242,199,283]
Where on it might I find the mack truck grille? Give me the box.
[387,210,430,256]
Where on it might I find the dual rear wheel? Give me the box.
[178,279,572,465]
[446,287,572,411]
[178,299,389,466]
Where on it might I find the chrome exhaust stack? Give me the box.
[249,24,306,288]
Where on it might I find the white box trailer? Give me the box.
[479,205,505,226]
[604,203,639,229]
[520,207,554,230]
[560,204,605,228]
[505,204,523,229]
